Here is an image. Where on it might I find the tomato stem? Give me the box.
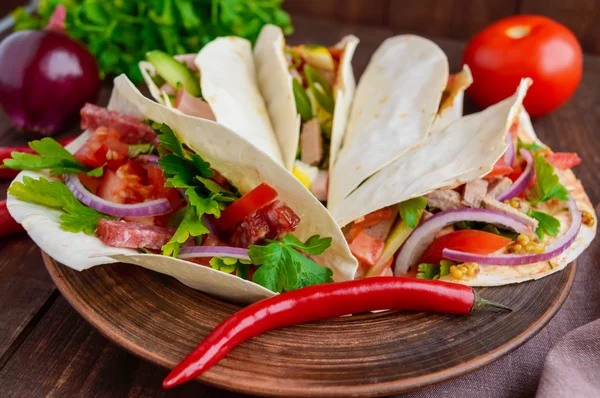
[472,291,513,312]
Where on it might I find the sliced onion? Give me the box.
[65,174,172,217]
[504,133,515,167]
[136,155,159,166]
[444,196,581,265]
[497,149,534,202]
[394,208,530,275]
[178,246,250,261]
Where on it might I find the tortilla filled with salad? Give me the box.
[4,75,357,303]
[327,35,473,209]
[330,78,595,285]
[254,24,359,201]
[139,37,283,166]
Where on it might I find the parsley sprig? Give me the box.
[2,138,103,176]
[528,154,569,204]
[249,234,334,293]
[528,210,561,240]
[150,122,238,256]
[8,176,111,234]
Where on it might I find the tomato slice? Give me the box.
[215,183,278,231]
[97,169,126,204]
[348,230,385,267]
[419,230,511,264]
[147,165,182,210]
[485,158,513,178]
[352,207,396,230]
[77,173,101,195]
[546,152,581,170]
[74,127,129,169]
[97,162,153,205]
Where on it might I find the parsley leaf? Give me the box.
[162,205,209,257]
[128,143,155,158]
[528,210,561,240]
[528,155,569,204]
[8,176,111,234]
[210,257,252,279]
[517,138,544,151]
[398,197,427,228]
[2,137,103,176]
[249,234,334,293]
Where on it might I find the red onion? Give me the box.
[503,133,515,167]
[178,246,250,261]
[444,196,581,265]
[394,208,529,275]
[497,149,534,202]
[0,7,100,135]
[202,214,218,235]
[136,155,159,166]
[65,174,172,217]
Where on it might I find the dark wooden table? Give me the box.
[0,14,599,398]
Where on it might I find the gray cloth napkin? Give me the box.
[397,204,600,398]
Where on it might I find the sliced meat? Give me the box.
[364,215,396,241]
[174,88,216,120]
[482,197,539,230]
[229,211,270,248]
[422,210,434,221]
[310,170,328,202]
[80,103,157,144]
[462,179,489,208]
[261,200,300,238]
[159,83,176,96]
[174,54,199,72]
[487,177,512,199]
[300,118,323,166]
[426,189,464,211]
[97,219,175,250]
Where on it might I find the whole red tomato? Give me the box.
[463,15,582,118]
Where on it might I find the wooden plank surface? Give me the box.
[0,11,599,398]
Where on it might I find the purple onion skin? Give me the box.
[0,30,101,136]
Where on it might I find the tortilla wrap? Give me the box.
[7,75,357,303]
[139,39,284,166]
[327,35,449,209]
[254,24,359,171]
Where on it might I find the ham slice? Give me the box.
[174,54,199,72]
[174,88,216,121]
[300,118,323,166]
[310,171,328,202]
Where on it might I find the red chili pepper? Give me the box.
[162,277,510,388]
[0,199,24,238]
[0,136,76,179]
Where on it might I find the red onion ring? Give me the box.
[503,133,515,167]
[202,214,218,235]
[394,208,530,275]
[136,155,159,166]
[497,149,534,202]
[65,174,172,217]
[178,246,250,261]
[443,196,581,265]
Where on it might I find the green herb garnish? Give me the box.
[249,234,333,293]
[8,176,111,234]
[2,137,103,176]
[517,138,543,151]
[210,257,252,279]
[528,210,561,240]
[528,154,569,204]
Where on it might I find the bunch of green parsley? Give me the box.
[12,0,293,83]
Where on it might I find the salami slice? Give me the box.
[97,219,175,250]
[261,200,300,238]
[80,103,157,144]
[229,211,270,248]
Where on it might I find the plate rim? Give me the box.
[43,251,576,397]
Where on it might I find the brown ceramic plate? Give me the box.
[43,252,575,397]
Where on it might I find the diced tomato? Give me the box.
[485,158,513,178]
[74,127,129,169]
[147,165,182,211]
[419,230,511,264]
[78,173,101,195]
[349,230,385,267]
[352,207,396,230]
[329,47,343,61]
[507,162,523,182]
[216,183,278,231]
[97,163,153,205]
[546,152,581,170]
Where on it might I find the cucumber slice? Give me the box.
[145,50,202,98]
